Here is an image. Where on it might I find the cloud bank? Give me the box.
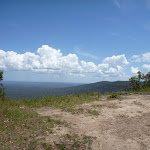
[0,45,129,80]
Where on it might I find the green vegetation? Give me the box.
[0,71,5,100]
[65,107,100,115]
[0,106,55,149]
[55,134,96,150]
[86,109,99,115]
[20,93,99,109]
[92,104,103,108]
[65,107,85,114]
[0,93,99,149]
[107,93,121,100]
[129,71,150,92]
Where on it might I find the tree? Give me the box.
[137,71,142,81]
[129,71,150,91]
[129,71,142,91]
[143,72,150,87]
[137,71,142,89]
[0,71,6,99]
[129,76,140,91]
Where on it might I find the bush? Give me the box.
[107,93,120,100]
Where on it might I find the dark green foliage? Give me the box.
[129,71,150,91]
[3,81,130,99]
[129,76,141,91]
[129,71,143,91]
[0,71,6,99]
[142,72,150,87]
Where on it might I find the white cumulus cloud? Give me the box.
[142,64,150,71]
[130,55,141,62]
[0,45,129,80]
[130,66,139,74]
[81,61,97,73]
[103,54,129,67]
[142,52,150,62]
[131,52,150,62]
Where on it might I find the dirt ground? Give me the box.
[37,94,150,150]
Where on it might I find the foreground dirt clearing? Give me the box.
[37,94,150,150]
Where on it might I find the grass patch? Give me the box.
[0,106,70,149]
[1,93,99,109]
[129,87,150,94]
[86,109,99,115]
[92,104,103,108]
[55,134,96,150]
[66,107,99,115]
[107,93,121,100]
[65,107,84,114]
[65,107,100,116]
[0,93,100,149]
[41,143,52,150]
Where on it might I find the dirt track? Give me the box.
[37,94,150,150]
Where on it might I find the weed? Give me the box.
[83,135,96,146]
[42,143,52,150]
[55,143,66,150]
[93,92,101,97]
[66,107,85,114]
[92,104,103,108]
[86,109,99,115]
[77,108,84,112]
[107,93,120,100]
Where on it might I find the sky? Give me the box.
[0,0,150,83]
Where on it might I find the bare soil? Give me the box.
[37,94,150,150]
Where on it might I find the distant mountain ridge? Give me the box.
[51,81,130,96]
[3,81,130,99]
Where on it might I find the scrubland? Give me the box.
[0,91,150,150]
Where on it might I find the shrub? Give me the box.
[107,93,120,100]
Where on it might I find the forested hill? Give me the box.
[71,81,130,93]
[4,81,130,99]
[52,81,130,96]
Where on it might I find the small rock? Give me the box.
[20,106,24,109]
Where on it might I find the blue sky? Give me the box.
[0,0,150,83]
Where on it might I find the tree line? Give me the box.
[129,71,150,91]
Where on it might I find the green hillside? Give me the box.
[4,81,130,99]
